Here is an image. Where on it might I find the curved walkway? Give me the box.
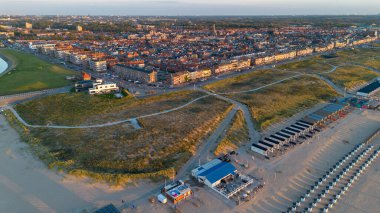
[3,94,211,129]
[4,62,346,130]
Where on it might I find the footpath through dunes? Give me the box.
[222,75,339,130]
[0,49,75,96]
[239,109,380,213]
[13,90,208,126]
[4,91,233,184]
[322,65,380,91]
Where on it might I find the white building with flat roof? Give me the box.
[89,80,119,95]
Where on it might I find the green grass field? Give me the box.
[0,49,75,96]
[323,65,380,90]
[224,76,339,129]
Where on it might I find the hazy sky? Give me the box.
[1,0,380,16]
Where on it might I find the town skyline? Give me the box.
[1,0,380,16]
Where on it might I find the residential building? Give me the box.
[113,64,157,83]
[296,48,313,57]
[89,59,107,72]
[274,51,297,61]
[25,22,32,29]
[170,71,189,85]
[89,80,119,95]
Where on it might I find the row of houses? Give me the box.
[170,68,212,85]
[214,59,251,74]
[251,104,350,157]
[252,36,378,66]
[169,59,251,85]
[34,44,109,72]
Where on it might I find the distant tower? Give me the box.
[213,24,217,36]
[375,30,378,38]
[25,22,32,30]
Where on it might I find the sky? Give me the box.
[0,0,380,16]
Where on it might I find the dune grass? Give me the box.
[277,57,332,74]
[6,93,232,184]
[225,76,339,129]
[15,90,206,126]
[204,69,296,94]
[0,49,76,96]
[323,65,380,90]
[214,110,248,156]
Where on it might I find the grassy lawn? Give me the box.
[214,110,248,156]
[6,93,232,184]
[0,49,76,96]
[15,90,206,126]
[323,65,380,90]
[225,76,338,129]
[277,57,332,74]
[204,69,296,94]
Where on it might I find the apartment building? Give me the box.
[296,48,313,57]
[89,59,107,72]
[314,43,335,52]
[253,55,276,66]
[214,59,251,74]
[70,53,87,66]
[274,51,297,62]
[170,71,189,85]
[113,64,157,83]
